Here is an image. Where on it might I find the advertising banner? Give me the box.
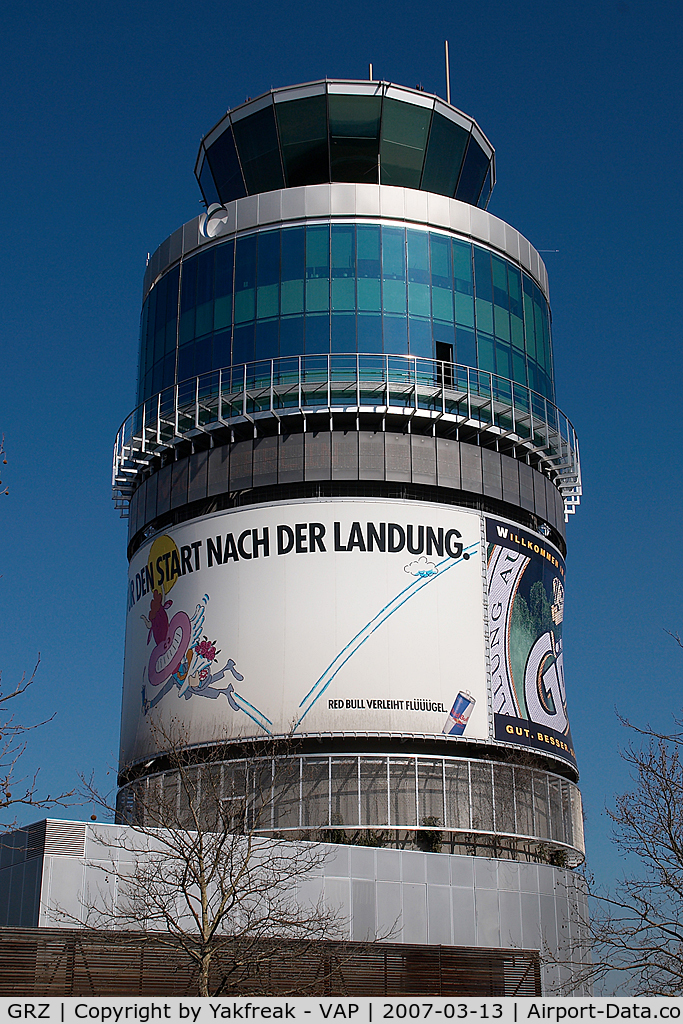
[486,517,576,769]
[120,499,488,766]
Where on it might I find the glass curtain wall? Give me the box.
[138,226,553,405]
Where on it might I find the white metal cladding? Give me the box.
[142,185,549,302]
[112,355,581,520]
[117,754,585,865]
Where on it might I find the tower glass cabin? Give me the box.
[114,79,583,874]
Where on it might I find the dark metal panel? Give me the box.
[518,461,535,512]
[278,433,304,483]
[144,474,157,524]
[385,432,411,482]
[128,485,141,541]
[501,456,521,508]
[411,436,437,485]
[170,459,189,510]
[436,438,460,490]
[229,441,253,490]
[252,436,278,487]
[532,468,548,522]
[207,445,230,496]
[155,464,172,515]
[481,448,503,501]
[359,431,385,480]
[460,445,483,494]
[187,451,209,503]
[304,431,332,480]
[332,431,359,480]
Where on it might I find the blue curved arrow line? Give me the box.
[295,542,479,728]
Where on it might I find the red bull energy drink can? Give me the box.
[443,691,475,735]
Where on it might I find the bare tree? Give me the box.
[77,722,342,997]
[1,659,74,827]
[549,635,683,995]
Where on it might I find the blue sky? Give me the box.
[1,0,682,891]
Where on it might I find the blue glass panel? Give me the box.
[495,341,511,380]
[455,138,490,205]
[433,320,455,351]
[382,226,406,315]
[477,334,495,373]
[205,127,246,204]
[197,249,214,306]
[255,319,279,360]
[162,352,175,390]
[164,265,180,324]
[180,255,198,314]
[257,230,280,320]
[279,316,304,357]
[234,234,257,324]
[151,361,163,396]
[215,240,234,297]
[331,312,356,353]
[305,226,330,313]
[213,329,232,370]
[195,335,212,376]
[231,105,285,195]
[421,113,469,197]
[357,313,382,353]
[179,348,194,387]
[456,327,476,367]
[233,323,255,365]
[281,227,305,315]
[383,313,408,354]
[408,317,432,358]
[305,313,330,354]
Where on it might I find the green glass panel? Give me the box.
[234,289,255,324]
[421,113,469,197]
[432,286,454,323]
[214,295,232,330]
[453,240,473,290]
[478,334,495,373]
[306,277,329,312]
[512,351,527,386]
[508,265,522,318]
[179,309,195,345]
[306,225,329,270]
[383,279,406,314]
[257,284,279,318]
[496,341,511,379]
[534,301,546,369]
[331,225,355,273]
[494,304,510,342]
[281,280,304,315]
[358,278,380,311]
[382,227,405,278]
[195,301,213,337]
[455,292,474,328]
[408,282,430,317]
[492,256,507,292]
[473,247,492,302]
[380,98,431,188]
[475,298,493,335]
[357,224,380,263]
[275,94,329,187]
[332,278,355,311]
[430,234,450,282]
[511,315,524,351]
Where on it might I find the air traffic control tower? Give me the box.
[113,79,586,987]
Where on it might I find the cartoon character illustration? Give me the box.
[139,589,272,733]
[141,587,192,688]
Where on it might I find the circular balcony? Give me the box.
[117,753,585,867]
[113,354,581,520]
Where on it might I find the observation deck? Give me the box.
[112,354,581,525]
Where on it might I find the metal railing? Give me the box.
[113,354,581,520]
